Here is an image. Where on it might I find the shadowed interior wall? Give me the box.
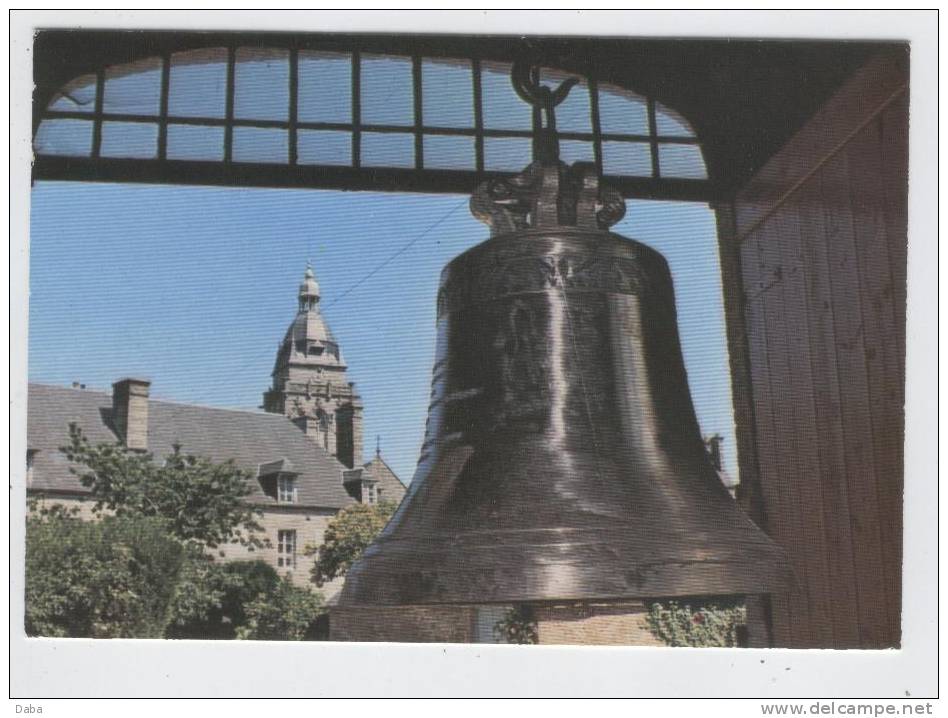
[720,51,908,648]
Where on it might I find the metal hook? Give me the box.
[511,59,579,131]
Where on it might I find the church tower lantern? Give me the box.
[263,263,363,468]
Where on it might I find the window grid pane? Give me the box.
[35,119,94,157]
[299,51,352,124]
[655,101,697,138]
[234,47,290,121]
[422,58,474,129]
[558,139,595,165]
[598,83,650,136]
[658,142,707,179]
[480,61,532,131]
[168,48,228,119]
[100,121,158,159]
[298,129,351,166]
[38,48,709,190]
[602,141,652,177]
[167,124,224,161]
[423,134,475,170]
[361,54,414,127]
[103,58,162,116]
[232,127,288,164]
[484,136,532,172]
[362,131,414,168]
[48,74,97,113]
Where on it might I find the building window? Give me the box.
[26,450,36,484]
[277,475,298,503]
[363,483,377,505]
[277,529,297,568]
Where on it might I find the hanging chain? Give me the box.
[510,59,579,132]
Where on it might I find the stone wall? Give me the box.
[329,601,665,646]
[535,601,663,646]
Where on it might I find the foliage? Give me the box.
[494,604,539,645]
[25,511,186,638]
[235,575,325,641]
[645,598,747,647]
[29,498,81,520]
[167,560,280,640]
[61,422,266,549]
[307,500,397,586]
[163,550,231,639]
[26,505,310,640]
[29,426,327,641]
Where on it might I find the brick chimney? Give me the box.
[112,378,151,451]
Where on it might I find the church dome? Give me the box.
[288,310,336,347]
[276,263,344,368]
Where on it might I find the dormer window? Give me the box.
[258,460,299,501]
[277,475,298,503]
[363,483,377,505]
[308,345,324,356]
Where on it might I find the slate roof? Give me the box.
[27,382,359,510]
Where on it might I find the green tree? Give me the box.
[166,560,281,640]
[163,549,232,638]
[308,500,397,586]
[29,424,329,641]
[61,422,266,550]
[26,424,282,639]
[236,575,324,641]
[25,511,186,638]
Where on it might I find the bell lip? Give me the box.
[336,545,796,608]
[336,573,796,609]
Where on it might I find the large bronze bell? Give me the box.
[339,67,792,608]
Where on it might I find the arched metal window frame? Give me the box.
[32,38,715,202]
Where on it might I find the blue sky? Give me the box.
[28,181,737,482]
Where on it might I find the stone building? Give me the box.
[262,263,363,471]
[26,266,406,602]
[261,263,406,503]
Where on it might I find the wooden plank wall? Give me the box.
[721,51,908,648]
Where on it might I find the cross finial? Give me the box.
[376,434,381,458]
